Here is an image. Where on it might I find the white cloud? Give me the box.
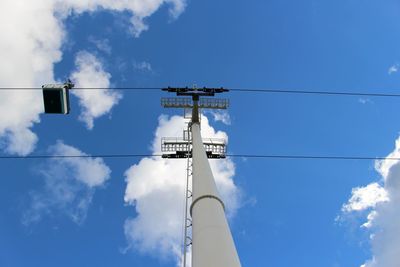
[133,61,153,72]
[388,63,399,75]
[342,183,388,213]
[341,136,400,267]
[56,0,187,37]
[0,0,187,154]
[22,141,111,225]
[206,110,232,125]
[1,126,40,156]
[71,51,122,129]
[123,115,240,264]
[0,0,60,155]
[88,36,112,54]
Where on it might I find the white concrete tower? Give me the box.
[161,87,241,267]
[190,119,241,267]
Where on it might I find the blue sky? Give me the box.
[1,0,400,266]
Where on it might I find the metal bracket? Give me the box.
[185,237,192,246]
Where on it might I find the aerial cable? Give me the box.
[0,153,397,161]
[1,86,400,98]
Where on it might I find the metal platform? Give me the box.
[199,98,229,109]
[161,137,227,159]
[161,97,192,108]
[161,97,229,109]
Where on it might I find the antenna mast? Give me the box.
[161,86,241,267]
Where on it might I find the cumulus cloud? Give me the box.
[0,0,60,155]
[0,0,187,154]
[341,136,400,267]
[22,141,111,225]
[71,51,122,129]
[123,115,240,264]
[342,183,388,213]
[0,122,40,156]
[55,0,186,37]
[206,110,232,125]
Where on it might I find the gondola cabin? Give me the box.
[42,82,74,114]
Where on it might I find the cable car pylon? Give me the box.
[161,86,241,267]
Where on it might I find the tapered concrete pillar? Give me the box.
[190,122,241,267]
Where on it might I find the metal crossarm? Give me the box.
[162,87,229,97]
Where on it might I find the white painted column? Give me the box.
[190,122,241,267]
